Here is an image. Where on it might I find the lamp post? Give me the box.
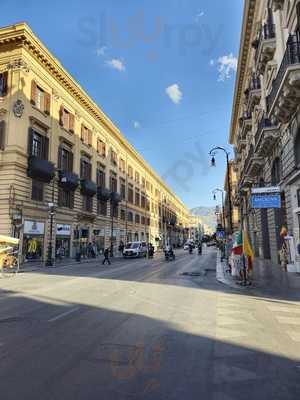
[46,176,56,267]
[213,188,226,234]
[209,146,233,234]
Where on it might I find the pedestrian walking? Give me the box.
[102,248,111,265]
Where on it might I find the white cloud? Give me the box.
[96,46,107,56]
[133,121,141,129]
[165,84,183,105]
[217,53,237,81]
[195,11,205,21]
[106,58,126,72]
[209,59,215,66]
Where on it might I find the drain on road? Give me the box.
[180,272,202,277]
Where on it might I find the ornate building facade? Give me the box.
[230,0,300,268]
[0,23,191,264]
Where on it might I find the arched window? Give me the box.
[271,157,282,185]
[295,129,300,167]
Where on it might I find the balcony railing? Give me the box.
[254,23,276,65]
[267,34,300,112]
[255,117,273,145]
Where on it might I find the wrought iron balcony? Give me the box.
[245,76,261,113]
[27,156,55,183]
[58,170,79,191]
[80,179,97,196]
[254,23,276,74]
[254,117,279,156]
[97,186,111,201]
[238,112,252,139]
[266,34,300,123]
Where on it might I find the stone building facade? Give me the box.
[230,0,300,268]
[0,23,191,264]
[224,160,240,234]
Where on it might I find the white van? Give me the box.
[123,242,148,258]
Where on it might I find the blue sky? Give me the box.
[0,0,243,209]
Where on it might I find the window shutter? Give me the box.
[0,120,5,150]
[68,151,74,172]
[44,92,51,115]
[87,162,92,180]
[27,128,34,156]
[0,71,8,96]
[31,80,37,105]
[59,105,64,126]
[88,129,93,146]
[57,146,62,170]
[80,159,83,178]
[69,113,75,133]
[43,136,49,160]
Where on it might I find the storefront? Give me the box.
[93,228,105,255]
[55,224,71,260]
[23,220,45,262]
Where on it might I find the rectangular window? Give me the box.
[135,190,140,207]
[128,212,133,222]
[112,204,118,218]
[297,189,300,208]
[142,177,145,188]
[59,106,74,133]
[35,86,44,111]
[110,174,117,192]
[119,158,125,173]
[58,188,74,208]
[120,209,126,220]
[0,120,5,150]
[120,179,126,200]
[141,216,145,225]
[135,171,140,184]
[97,139,106,157]
[81,125,92,146]
[128,186,134,204]
[58,146,73,172]
[30,131,48,159]
[83,195,93,212]
[97,169,106,187]
[135,214,140,224]
[97,200,107,216]
[128,165,133,179]
[31,179,43,201]
[111,149,118,165]
[80,159,91,180]
[0,72,8,97]
[141,193,146,209]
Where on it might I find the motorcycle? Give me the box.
[165,250,175,261]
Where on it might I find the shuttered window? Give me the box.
[110,174,117,192]
[97,139,106,156]
[81,125,92,146]
[58,188,74,208]
[0,71,8,97]
[28,128,49,160]
[80,159,92,180]
[0,120,5,150]
[59,105,75,133]
[97,169,106,187]
[31,180,44,201]
[31,80,51,114]
[97,200,107,216]
[58,146,73,172]
[82,195,93,212]
[128,186,134,204]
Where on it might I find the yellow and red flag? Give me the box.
[243,229,254,271]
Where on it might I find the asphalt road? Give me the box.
[0,247,299,400]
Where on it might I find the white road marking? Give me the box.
[48,307,80,322]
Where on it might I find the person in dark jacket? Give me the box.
[102,248,111,265]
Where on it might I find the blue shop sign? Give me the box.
[251,194,281,209]
[216,230,225,239]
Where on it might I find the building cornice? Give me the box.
[0,22,188,211]
[229,0,256,145]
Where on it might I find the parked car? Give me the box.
[123,242,148,258]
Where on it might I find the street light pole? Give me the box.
[209,146,233,234]
[213,189,226,234]
[46,176,55,267]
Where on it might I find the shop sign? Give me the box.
[24,220,45,235]
[216,230,225,240]
[56,224,71,236]
[251,186,280,194]
[251,194,281,209]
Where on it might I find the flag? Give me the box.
[243,229,254,271]
[232,231,243,255]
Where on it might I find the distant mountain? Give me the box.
[190,206,216,233]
